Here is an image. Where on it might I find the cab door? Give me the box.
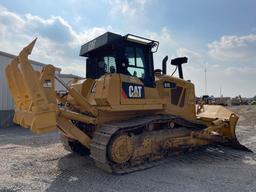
[120,45,161,106]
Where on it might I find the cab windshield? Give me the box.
[86,43,154,87]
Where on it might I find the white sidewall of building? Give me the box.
[0,55,16,110]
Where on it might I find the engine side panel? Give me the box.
[156,76,197,121]
[78,74,164,111]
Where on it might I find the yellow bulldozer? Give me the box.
[5,32,250,174]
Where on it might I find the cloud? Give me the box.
[0,5,109,76]
[146,27,176,69]
[145,27,205,83]
[147,27,203,65]
[0,5,182,77]
[205,34,256,96]
[208,34,256,61]
[176,47,203,66]
[108,0,149,17]
[0,4,254,97]
[223,66,256,76]
[24,14,76,43]
[147,27,172,44]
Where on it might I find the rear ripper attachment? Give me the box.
[5,39,97,150]
[5,39,57,133]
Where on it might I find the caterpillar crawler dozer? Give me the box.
[5,32,251,174]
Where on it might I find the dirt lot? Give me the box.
[0,105,256,192]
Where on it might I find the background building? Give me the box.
[0,51,82,128]
[55,73,83,92]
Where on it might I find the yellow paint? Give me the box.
[5,39,242,154]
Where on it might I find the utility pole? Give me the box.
[204,67,207,95]
[220,86,222,103]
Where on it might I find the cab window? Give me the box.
[125,46,146,79]
[103,56,116,73]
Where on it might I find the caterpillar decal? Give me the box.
[122,82,145,99]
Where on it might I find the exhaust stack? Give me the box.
[162,56,168,75]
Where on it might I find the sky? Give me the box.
[0,0,255,97]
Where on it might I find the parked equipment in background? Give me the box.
[201,95,214,105]
[5,32,251,174]
[231,95,249,106]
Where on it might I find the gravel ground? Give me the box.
[0,105,256,192]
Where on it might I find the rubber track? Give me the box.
[90,114,206,174]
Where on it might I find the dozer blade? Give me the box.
[5,39,57,134]
[197,104,252,152]
[224,139,252,152]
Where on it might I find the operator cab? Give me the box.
[79,32,159,87]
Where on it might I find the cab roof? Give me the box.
[79,32,159,57]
